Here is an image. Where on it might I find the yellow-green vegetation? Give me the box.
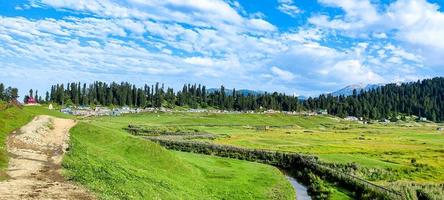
[93,112,444,188]
[63,122,294,199]
[0,104,70,179]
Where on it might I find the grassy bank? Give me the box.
[63,122,294,199]
[0,104,70,179]
[94,112,444,196]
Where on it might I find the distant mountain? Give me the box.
[297,95,307,101]
[330,83,384,97]
[206,88,265,96]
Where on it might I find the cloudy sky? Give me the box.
[1,0,443,97]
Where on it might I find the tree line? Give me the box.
[26,77,444,122]
[0,83,19,102]
[305,77,444,122]
[46,81,303,111]
[23,89,48,104]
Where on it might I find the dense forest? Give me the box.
[20,77,444,122]
[44,82,302,111]
[305,77,444,122]
[0,83,19,102]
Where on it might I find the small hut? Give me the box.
[25,97,37,105]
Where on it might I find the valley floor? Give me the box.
[3,104,444,199]
[0,105,295,199]
[94,112,444,198]
[62,121,294,199]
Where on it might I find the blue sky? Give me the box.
[1,0,443,98]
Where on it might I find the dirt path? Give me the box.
[0,115,95,200]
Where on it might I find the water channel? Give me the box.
[283,173,311,200]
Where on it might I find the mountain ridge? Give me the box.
[330,83,385,97]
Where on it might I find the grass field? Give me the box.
[1,105,294,199]
[63,122,294,199]
[3,105,443,198]
[92,112,444,188]
[0,104,71,180]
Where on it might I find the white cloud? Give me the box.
[184,57,215,66]
[283,28,323,42]
[118,19,145,35]
[2,0,441,96]
[277,0,302,17]
[309,0,444,70]
[37,0,274,34]
[320,60,384,84]
[318,0,379,23]
[271,66,296,81]
[384,0,444,49]
[372,32,387,39]
[247,18,277,32]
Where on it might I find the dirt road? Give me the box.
[0,115,94,200]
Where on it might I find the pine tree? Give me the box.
[0,83,4,100]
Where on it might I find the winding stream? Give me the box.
[285,175,311,200]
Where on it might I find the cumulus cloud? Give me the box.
[277,0,302,17]
[247,18,277,32]
[1,0,442,96]
[384,0,444,49]
[271,66,296,81]
[319,60,383,84]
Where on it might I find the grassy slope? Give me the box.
[0,104,71,179]
[94,112,444,185]
[63,122,294,200]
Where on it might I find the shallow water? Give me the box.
[286,175,311,200]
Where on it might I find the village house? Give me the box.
[317,109,328,115]
[344,116,359,121]
[61,108,73,115]
[112,109,121,116]
[419,117,428,122]
[25,97,38,105]
[379,119,390,124]
[95,107,112,116]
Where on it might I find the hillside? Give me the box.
[63,122,294,199]
[207,88,265,96]
[307,77,444,121]
[330,83,383,97]
[0,104,294,199]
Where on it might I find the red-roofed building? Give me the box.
[26,97,37,104]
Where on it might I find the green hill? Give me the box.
[63,122,294,199]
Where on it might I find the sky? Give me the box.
[1,0,444,98]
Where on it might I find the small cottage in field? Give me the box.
[416,117,428,122]
[344,116,359,121]
[317,109,328,115]
[25,97,37,105]
[380,119,390,123]
[61,108,73,115]
[112,109,121,116]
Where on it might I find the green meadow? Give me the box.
[63,121,294,199]
[93,112,444,187]
[0,105,294,199]
[3,104,443,199]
